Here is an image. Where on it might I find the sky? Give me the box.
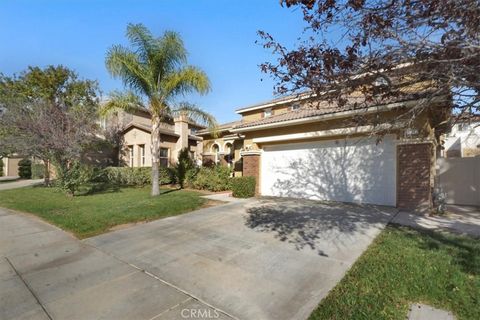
[0,0,306,123]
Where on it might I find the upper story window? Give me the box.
[263,108,272,118]
[289,103,300,111]
[190,127,197,134]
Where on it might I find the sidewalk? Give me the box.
[391,205,480,237]
[0,179,43,191]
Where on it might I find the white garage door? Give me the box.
[261,135,397,206]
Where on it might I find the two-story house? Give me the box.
[199,87,451,212]
[104,108,205,168]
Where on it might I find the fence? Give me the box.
[436,157,480,206]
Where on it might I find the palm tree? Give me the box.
[103,23,216,196]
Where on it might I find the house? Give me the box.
[105,108,204,168]
[199,86,451,212]
[442,116,480,158]
[1,156,23,177]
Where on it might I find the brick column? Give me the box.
[242,151,261,195]
[397,142,433,213]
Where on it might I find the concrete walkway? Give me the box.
[0,179,43,191]
[0,207,228,320]
[392,205,480,237]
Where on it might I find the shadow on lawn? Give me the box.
[395,224,480,275]
[77,183,121,196]
[245,197,395,256]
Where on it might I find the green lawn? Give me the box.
[310,225,480,320]
[0,186,208,238]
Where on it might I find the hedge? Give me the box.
[103,167,173,186]
[188,166,232,192]
[231,176,256,198]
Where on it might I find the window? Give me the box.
[159,148,169,167]
[289,103,300,111]
[139,145,145,166]
[128,146,134,167]
[263,108,272,118]
[190,127,197,134]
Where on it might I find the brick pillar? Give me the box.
[397,142,433,213]
[242,151,261,195]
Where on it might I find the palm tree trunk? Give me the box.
[151,116,161,196]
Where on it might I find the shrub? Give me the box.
[172,148,195,188]
[18,158,32,179]
[56,161,93,196]
[0,158,3,177]
[31,163,45,179]
[103,166,173,186]
[190,165,232,192]
[231,176,256,198]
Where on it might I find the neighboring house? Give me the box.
[442,116,480,158]
[107,109,204,168]
[1,156,22,177]
[199,89,450,212]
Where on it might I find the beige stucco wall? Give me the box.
[241,108,439,150]
[4,157,22,177]
[121,126,202,167]
[121,128,179,167]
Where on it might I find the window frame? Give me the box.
[139,144,145,167]
[159,147,169,167]
[263,108,272,118]
[128,145,134,167]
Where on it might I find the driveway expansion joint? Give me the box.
[83,241,239,320]
[4,256,53,320]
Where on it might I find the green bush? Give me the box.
[31,163,45,179]
[56,161,94,196]
[190,165,232,192]
[172,148,195,188]
[18,158,32,179]
[231,176,256,198]
[104,166,173,186]
[0,158,3,177]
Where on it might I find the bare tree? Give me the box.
[259,0,479,128]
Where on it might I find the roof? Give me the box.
[235,91,313,114]
[197,120,243,135]
[232,92,446,131]
[122,122,180,138]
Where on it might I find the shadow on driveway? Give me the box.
[245,197,397,256]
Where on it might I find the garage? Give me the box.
[260,135,397,206]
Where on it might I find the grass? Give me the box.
[0,185,208,238]
[310,225,480,320]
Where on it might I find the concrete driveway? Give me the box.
[1,198,396,320]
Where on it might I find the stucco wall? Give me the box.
[121,128,178,167]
